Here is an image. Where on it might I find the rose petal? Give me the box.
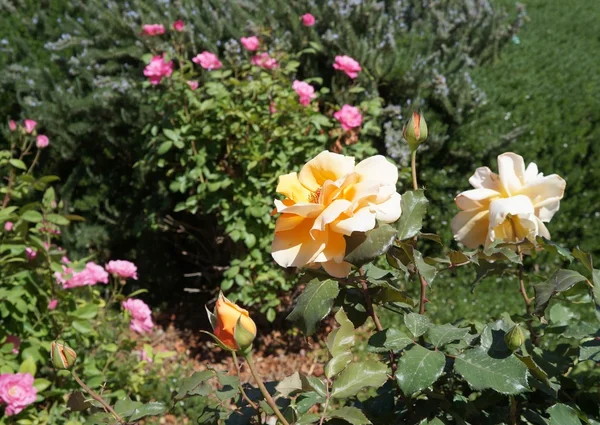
[497,152,527,196]
[298,151,355,192]
[451,209,489,248]
[277,172,312,203]
[271,219,326,267]
[354,155,398,186]
[455,188,501,211]
[330,207,376,236]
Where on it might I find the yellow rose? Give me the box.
[451,152,566,249]
[271,151,402,278]
[213,293,257,350]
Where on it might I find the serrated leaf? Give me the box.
[427,324,470,348]
[547,404,582,425]
[330,360,388,398]
[395,190,428,240]
[328,406,372,425]
[396,344,445,395]
[174,370,214,400]
[326,309,355,357]
[534,269,588,314]
[129,402,166,421]
[344,224,397,266]
[404,313,432,338]
[300,374,326,398]
[536,237,573,262]
[325,352,353,379]
[413,250,437,285]
[368,328,413,353]
[572,247,593,272]
[21,210,43,223]
[369,280,414,306]
[275,372,302,397]
[455,347,528,395]
[287,279,339,335]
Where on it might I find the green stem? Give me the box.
[232,351,258,410]
[244,353,290,425]
[72,370,124,424]
[411,149,428,315]
[411,150,418,191]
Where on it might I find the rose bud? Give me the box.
[403,111,428,151]
[50,341,77,370]
[208,292,256,352]
[504,324,525,352]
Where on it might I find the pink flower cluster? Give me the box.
[192,52,222,70]
[122,299,154,334]
[144,55,173,85]
[251,53,278,70]
[0,373,37,416]
[105,260,138,280]
[48,299,58,310]
[173,20,185,32]
[24,120,37,134]
[142,24,165,36]
[36,135,49,148]
[301,13,316,27]
[187,81,199,91]
[25,247,37,261]
[334,105,363,131]
[4,221,13,231]
[54,261,109,289]
[292,80,316,106]
[333,55,362,79]
[241,36,259,51]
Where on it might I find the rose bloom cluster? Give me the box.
[0,373,37,416]
[55,259,138,288]
[8,118,50,148]
[122,298,154,334]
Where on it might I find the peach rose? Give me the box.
[213,293,256,350]
[271,151,401,277]
[451,152,566,249]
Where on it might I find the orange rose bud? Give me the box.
[402,111,428,152]
[212,293,256,351]
[50,341,77,370]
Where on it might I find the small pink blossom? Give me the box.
[24,120,37,134]
[61,256,70,264]
[106,260,138,280]
[333,55,362,79]
[240,36,259,51]
[4,336,20,354]
[143,55,173,85]
[269,102,277,114]
[55,261,109,289]
[137,350,153,363]
[187,80,199,91]
[25,247,37,261]
[301,13,316,27]
[192,52,222,70]
[48,299,58,310]
[4,222,13,232]
[334,105,363,131]
[172,20,184,32]
[292,80,316,106]
[0,373,37,416]
[251,53,278,70]
[122,299,154,334]
[142,24,165,36]
[8,120,16,131]
[36,134,49,148]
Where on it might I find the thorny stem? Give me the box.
[231,351,258,410]
[245,353,290,425]
[509,395,518,425]
[72,370,124,424]
[411,149,429,315]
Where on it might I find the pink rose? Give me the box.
[251,53,278,70]
[192,52,222,70]
[0,373,37,416]
[142,24,165,36]
[333,55,362,79]
[143,55,173,85]
[301,13,316,27]
[48,299,58,310]
[4,336,20,354]
[25,247,37,261]
[172,20,184,32]
[105,260,138,280]
[36,134,49,148]
[240,36,259,51]
[55,261,109,289]
[8,120,16,131]
[24,120,37,134]
[122,299,154,334]
[4,222,13,232]
[187,80,199,91]
[292,80,316,106]
[334,105,363,131]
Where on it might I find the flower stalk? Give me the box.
[71,370,124,424]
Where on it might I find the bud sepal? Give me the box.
[51,340,77,370]
[403,111,428,152]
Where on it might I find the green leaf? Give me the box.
[21,210,43,223]
[426,324,470,348]
[45,213,70,226]
[368,328,413,353]
[157,141,173,155]
[572,247,593,272]
[275,372,302,397]
[325,352,353,379]
[129,402,166,421]
[114,398,143,417]
[85,412,114,424]
[330,360,388,399]
[404,313,432,338]
[396,344,445,396]
[413,250,437,285]
[327,407,372,425]
[455,347,528,395]
[300,374,327,398]
[33,378,51,392]
[9,159,27,170]
[163,129,180,142]
[592,269,600,322]
[72,319,94,334]
[547,404,582,425]
[175,370,214,400]
[534,269,588,314]
[326,309,355,357]
[344,224,398,267]
[287,279,340,335]
[19,357,36,376]
[537,237,573,262]
[71,304,98,320]
[579,340,600,361]
[67,391,92,412]
[395,190,428,240]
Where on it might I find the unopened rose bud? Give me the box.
[504,325,525,352]
[209,292,256,351]
[51,341,77,370]
[403,111,428,151]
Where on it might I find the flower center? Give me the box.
[309,187,322,204]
